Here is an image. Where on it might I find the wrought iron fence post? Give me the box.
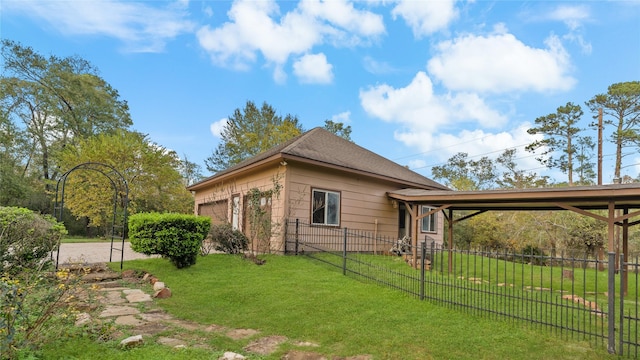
[619,253,625,356]
[343,228,347,276]
[294,219,299,255]
[420,241,426,300]
[608,251,616,354]
[430,241,435,272]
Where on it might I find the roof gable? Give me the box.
[189,127,448,190]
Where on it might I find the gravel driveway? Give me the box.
[55,242,158,265]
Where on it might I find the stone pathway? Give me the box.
[70,264,372,360]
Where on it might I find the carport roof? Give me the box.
[387,183,640,211]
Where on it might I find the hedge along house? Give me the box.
[187,127,450,254]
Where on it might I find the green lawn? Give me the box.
[62,254,618,359]
[34,254,618,359]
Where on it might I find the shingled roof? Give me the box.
[189,127,448,190]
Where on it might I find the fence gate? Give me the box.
[53,162,129,269]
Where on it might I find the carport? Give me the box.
[388,183,640,276]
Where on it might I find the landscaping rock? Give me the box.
[154,287,172,299]
[75,312,92,326]
[219,352,246,360]
[153,281,165,291]
[120,334,143,348]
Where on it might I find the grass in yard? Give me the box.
[80,254,616,360]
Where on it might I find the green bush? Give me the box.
[205,223,249,255]
[129,213,210,268]
[0,206,67,275]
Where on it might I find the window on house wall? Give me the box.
[312,189,340,226]
[231,195,240,230]
[421,205,437,233]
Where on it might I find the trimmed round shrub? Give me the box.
[0,206,67,275]
[129,213,210,269]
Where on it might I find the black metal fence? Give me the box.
[284,219,640,357]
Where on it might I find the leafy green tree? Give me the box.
[205,101,303,173]
[431,152,496,190]
[586,81,640,181]
[58,130,193,229]
[495,148,549,189]
[0,39,131,189]
[179,154,203,186]
[526,102,585,186]
[323,119,352,141]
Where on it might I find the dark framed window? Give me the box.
[421,205,437,233]
[312,189,340,226]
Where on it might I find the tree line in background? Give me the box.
[0,40,351,236]
[0,39,638,253]
[432,81,640,191]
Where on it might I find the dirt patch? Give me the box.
[244,335,288,355]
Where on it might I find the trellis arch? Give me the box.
[54,162,129,269]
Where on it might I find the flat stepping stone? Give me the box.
[99,305,140,318]
[139,312,174,322]
[125,291,152,303]
[132,322,170,336]
[115,315,147,326]
[101,291,126,305]
[157,336,187,348]
[82,272,121,282]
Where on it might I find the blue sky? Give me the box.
[3,0,639,183]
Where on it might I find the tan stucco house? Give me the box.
[187,127,449,254]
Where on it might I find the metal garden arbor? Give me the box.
[54,162,129,269]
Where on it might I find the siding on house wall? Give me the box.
[286,163,395,232]
[192,160,444,253]
[285,162,444,246]
[192,163,288,252]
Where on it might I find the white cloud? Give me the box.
[4,0,194,52]
[210,118,227,138]
[391,0,459,37]
[427,28,576,93]
[549,5,593,54]
[547,5,590,31]
[363,56,397,75]
[331,111,351,123]
[359,71,506,134]
[358,71,546,173]
[299,0,385,37]
[196,0,384,79]
[293,53,334,84]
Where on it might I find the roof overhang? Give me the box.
[387,183,640,211]
[189,153,447,192]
